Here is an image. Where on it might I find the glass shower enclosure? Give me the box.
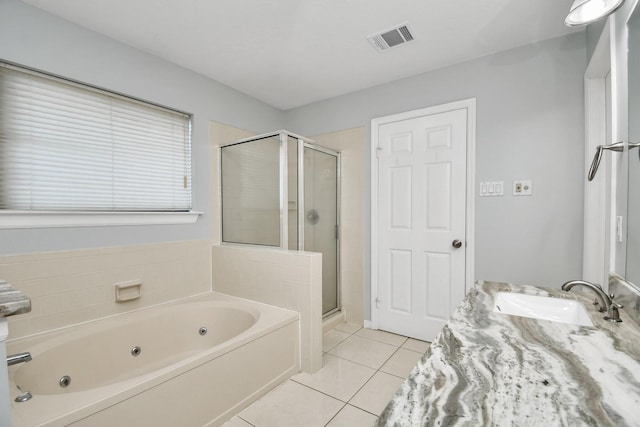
[220,131,341,317]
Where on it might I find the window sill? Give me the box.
[0,211,202,229]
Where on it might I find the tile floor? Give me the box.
[223,323,430,427]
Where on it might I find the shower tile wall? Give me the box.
[0,240,211,340]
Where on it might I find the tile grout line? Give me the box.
[379,347,427,379]
[281,379,353,427]
[289,378,350,403]
[237,414,256,426]
[340,342,404,414]
[320,325,406,420]
[322,401,348,427]
[238,325,430,426]
[279,326,429,426]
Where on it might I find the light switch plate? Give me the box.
[480,181,504,197]
[617,216,624,242]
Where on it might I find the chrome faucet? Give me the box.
[562,280,623,323]
[7,352,31,366]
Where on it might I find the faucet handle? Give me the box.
[605,305,623,323]
[604,294,623,323]
[609,293,624,309]
[591,298,605,311]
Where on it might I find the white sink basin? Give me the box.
[493,292,594,327]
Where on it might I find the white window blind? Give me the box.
[0,63,192,212]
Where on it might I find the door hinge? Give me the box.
[375,297,381,308]
[335,224,339,240]
[376,146,382,158]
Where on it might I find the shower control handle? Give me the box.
[452,239,463,249]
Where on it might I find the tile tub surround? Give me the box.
[377,281,640,426]
[0,280,30,317]
[1,240,211,340]
[212,244,323,373]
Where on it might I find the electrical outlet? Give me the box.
[513,180,532,196]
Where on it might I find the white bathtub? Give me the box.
[7,292,300,426]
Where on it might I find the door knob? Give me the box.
[452,239,463,249]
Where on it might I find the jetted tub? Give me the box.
[7,292,300,426]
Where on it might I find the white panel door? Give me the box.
[376,108,467,341]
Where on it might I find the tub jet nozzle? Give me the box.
[59,375,71,388]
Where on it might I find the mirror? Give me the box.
[626,4,640,290]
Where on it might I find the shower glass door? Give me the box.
[221,136,280,246]
[303,145,339,316]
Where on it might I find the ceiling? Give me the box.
[21,0,580,110]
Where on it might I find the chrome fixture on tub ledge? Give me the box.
[562,280,623,322]
[7,352,31,366]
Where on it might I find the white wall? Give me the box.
[0,0,284,256]
[285,33,587,320]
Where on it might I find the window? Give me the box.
[0,62,196,227]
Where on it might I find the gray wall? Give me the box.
[627,7,640,285]
[285,33,587,320]
[587,20,607,64]
[0,0,284,255]
[0,0,589,323]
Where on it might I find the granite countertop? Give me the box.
[376,281,640,427]
[0,280,31,318]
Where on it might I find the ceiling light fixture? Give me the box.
[564,0,625,27]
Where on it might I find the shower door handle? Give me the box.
[306,209,320,225]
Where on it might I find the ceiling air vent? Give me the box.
[367,22,415,52]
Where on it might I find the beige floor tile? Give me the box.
[380,348,424,379]
[221,416,254,427]
[355,328,407,347]
[292,354,376,401]
[328,335,398,369]
[323,329,351,352]
[402,337,430,353]
[239,380,343,427]
[334,322,361,334]
[349,371,404,416]
[326,404,378,427]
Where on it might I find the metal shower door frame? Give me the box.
[298,140,341,318]
[220,130,341,316]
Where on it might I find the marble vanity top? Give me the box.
[0,280,31,318]
[376,281,640,426]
